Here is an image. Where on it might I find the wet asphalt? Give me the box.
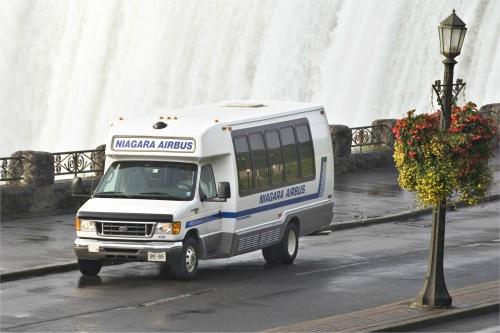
[1,201,498,332]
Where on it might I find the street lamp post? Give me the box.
[413,9,467,308]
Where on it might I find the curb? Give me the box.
[2,194,499,283]
[0,261,78,283]
[377,302,499,332]
[0,260,126,283]
[1,208,78,222]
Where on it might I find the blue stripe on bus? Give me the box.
[186,213,221,228]
[186,156,328,227]
[220,192,320,219]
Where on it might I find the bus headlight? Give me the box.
[156,221,181,235]
[75,218,95,232]
[156,223,172,234]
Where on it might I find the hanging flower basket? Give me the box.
[392,102,496,206]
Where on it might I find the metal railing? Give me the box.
[0,157,24,181]
[350,125,390,153]
[1,148,105,182]
[53,148,105,176]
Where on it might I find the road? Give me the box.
[1,201,499,332]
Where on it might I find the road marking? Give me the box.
[295,261,370,276]
[460,242,499,248]
[2,288,217,330]
[115,288,216,310]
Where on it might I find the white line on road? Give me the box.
[295,261,371,276]
[115,288,217,310]
[460,243,499,248]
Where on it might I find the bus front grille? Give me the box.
[96,221,155,238]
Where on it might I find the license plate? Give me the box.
[88,244,100,253]
[148,252,166,262]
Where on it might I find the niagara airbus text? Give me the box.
[258,185,306,205]
[111,137,195,152]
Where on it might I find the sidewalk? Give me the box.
[1,155,499,278]
[332,166,417,223]
[266,280,499,332]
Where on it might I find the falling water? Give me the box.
[0,0,499,155]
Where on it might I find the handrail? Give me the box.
[0,157,24,181]
[53,148,105,176]
[0,148,105,182]
[350,125,390,152]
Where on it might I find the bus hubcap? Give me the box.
[185,247,197,272]
[287,231,297,256]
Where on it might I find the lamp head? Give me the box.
[438,9,467,58]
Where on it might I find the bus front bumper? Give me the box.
[74,237,184,262]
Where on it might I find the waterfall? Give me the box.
[1,0,499,156]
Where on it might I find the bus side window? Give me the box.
[199,164,217,199]
[265,130,285,186]
[295,124,315,178]
[248,132,270,191]
[279,127,300,183]
[234,136,253,194]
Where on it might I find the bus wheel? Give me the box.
[262,223,299,264]
[262,244,280,264]
[278,223,299,264]
[78,259,102,276]
[173,237,199,280]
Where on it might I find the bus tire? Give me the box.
[277,223,299,264]
[78,259,102,276]
[262,245,280,264]
[172,237,199,280]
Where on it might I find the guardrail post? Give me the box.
[330,125,352,174]
[371,119,397,150]
[11,151,54,186]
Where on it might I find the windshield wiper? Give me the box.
[136,192,178,199]
[94,191,133,198]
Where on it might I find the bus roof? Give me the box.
[106,101,323,159]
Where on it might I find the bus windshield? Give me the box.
[94,161,197,201]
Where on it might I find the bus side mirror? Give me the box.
[217,182,231,199]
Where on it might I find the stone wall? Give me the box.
[1,145,105,218]
[479,103,500,122]
[10,151,54,186]
[1,177,98,219]
[93,144,106,178]
[371,119,397,149]
[479,103,499,148]
[329,125,352,174]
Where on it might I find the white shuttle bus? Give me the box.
[74,101,334,279]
